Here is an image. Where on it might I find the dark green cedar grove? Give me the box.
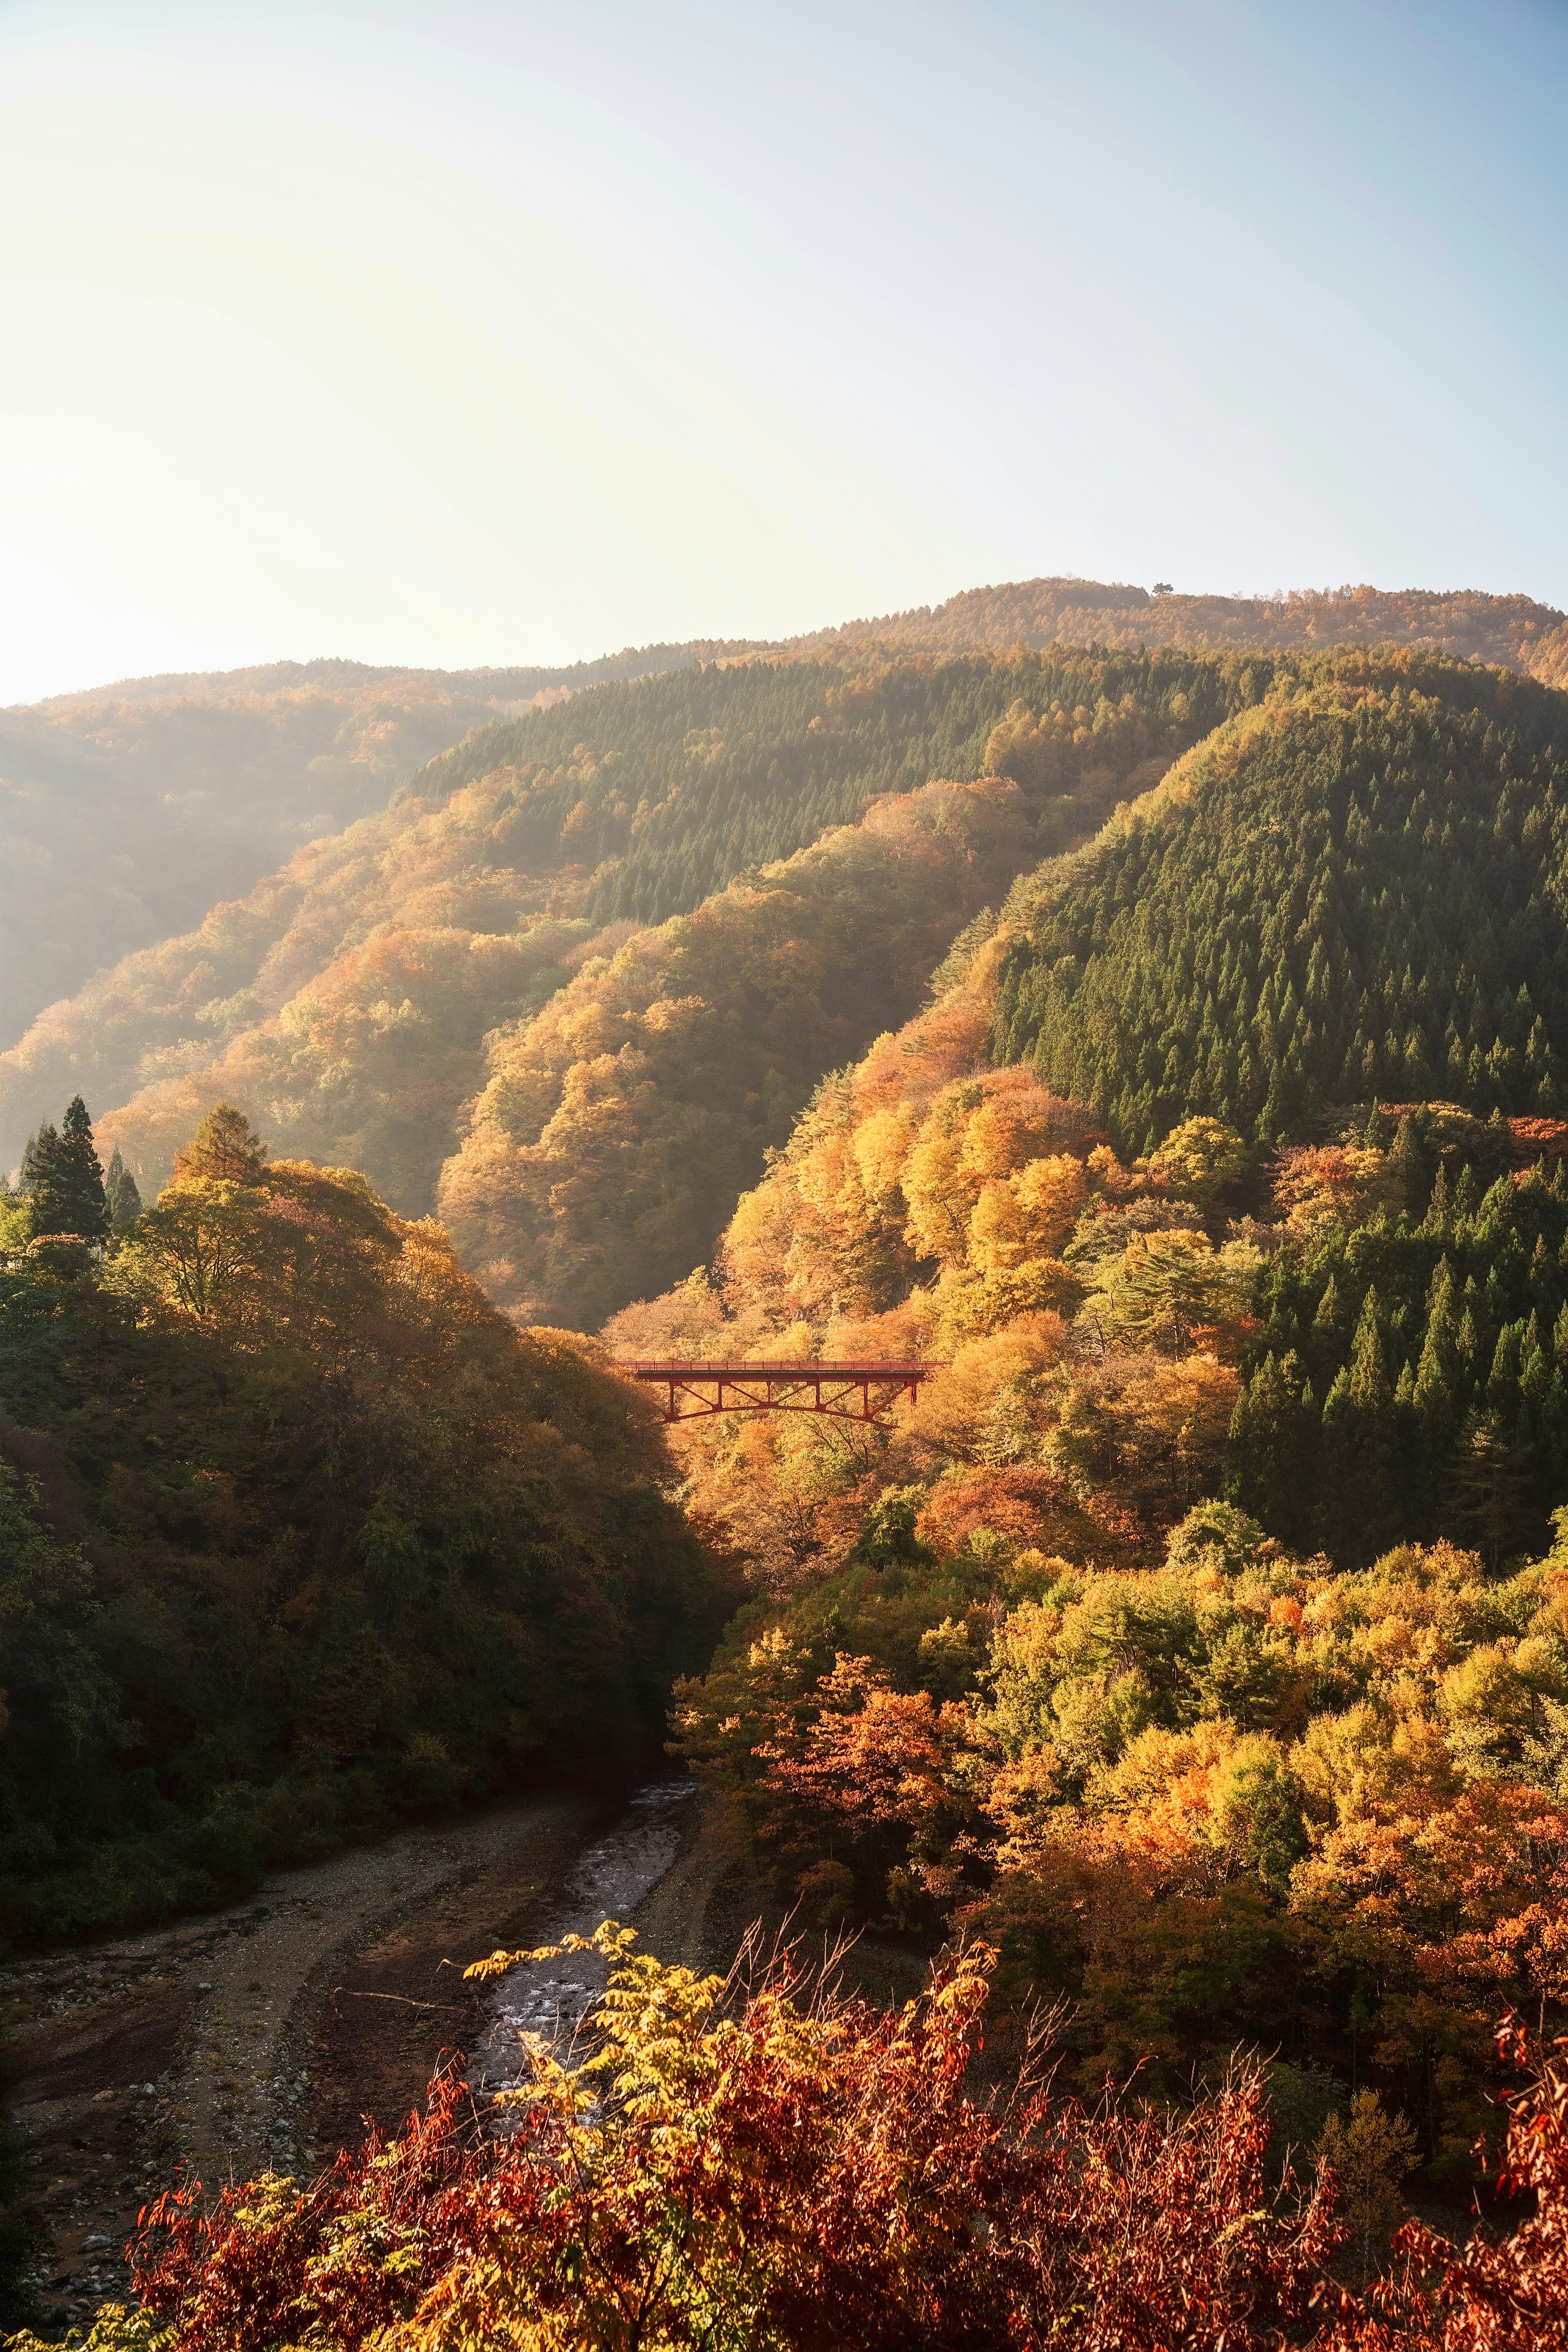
[991,652,1568,1155]
[18,1096,110,1243]
[1226,1144,1568,1566]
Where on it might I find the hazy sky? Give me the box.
[2,0,1565,702]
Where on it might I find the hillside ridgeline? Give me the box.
[792,575,1568,679]
[7,577,1564,1155]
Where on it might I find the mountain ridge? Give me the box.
[6,579,1564,1046]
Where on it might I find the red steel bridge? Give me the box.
[613,1361,942,1426]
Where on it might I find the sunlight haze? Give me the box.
[1,0,1565,699]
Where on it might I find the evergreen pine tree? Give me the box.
[1318,1293,1398,1562]
[54,1097,109,1242]
[1448,1407,1530,1572]
[1316,1364,1358,1561]
[1348,1287,1392,1412]
[1423,1162,1450,1230]
[19,1122,62,1232]
[1486,1319,1525,1417]
[1529,1232,1561,1324]
[1389,1115,1425,1216]
[1309,1271,1346,1383]
[1414,1256,1462,1488]
[1224,1348,1317,1549]
[1458,1278,1482,1376]
[20,1122,80,1237]
[1519,1311,1550,1408]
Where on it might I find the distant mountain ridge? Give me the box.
[14,639,734,715]
[788,577,1568,680]
[0,640,742,1037]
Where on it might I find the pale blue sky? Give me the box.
[2,0,1564,701]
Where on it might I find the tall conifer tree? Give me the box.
[55,1097,109,1242]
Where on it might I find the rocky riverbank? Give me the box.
[1,1792,607,2333]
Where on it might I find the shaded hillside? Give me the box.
[991,651,1568,1152]
[17,648,1247,1212]
[793,575,1568,678]
[0,1111,734,1946]
[0,644,718,1044]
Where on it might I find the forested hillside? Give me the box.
[9,569,1561,1129]
[13,649,1251,1248]
[0,1106,735,1946]
[12,630,1568,2343]
[993,651,1568,1151]
[0,650,1037,1180]
[428,650,1281,1326]
[603,832,1568,2207]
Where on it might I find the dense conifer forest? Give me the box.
[991,654,1568,1149]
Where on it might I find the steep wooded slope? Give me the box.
[0,1127,733,1944]
[420,650,1270,1325]
[2,653,1020,1180]
[992,653,1568,1151]
[11,579,1561,1059]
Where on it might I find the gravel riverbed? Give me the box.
[1,1791,608,2332]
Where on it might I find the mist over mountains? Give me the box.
[4,575,1568,1323]
[0,644,728,1040]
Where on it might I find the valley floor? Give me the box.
[3,1775,949,2334]
[2,1792,611,2331]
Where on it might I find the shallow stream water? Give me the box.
[469,1777,697,2096]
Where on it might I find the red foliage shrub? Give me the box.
[115,1936,1347,2352]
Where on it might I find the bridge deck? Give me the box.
[611,1360,942,1423]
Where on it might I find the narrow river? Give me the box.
[468,1776,697,2096]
